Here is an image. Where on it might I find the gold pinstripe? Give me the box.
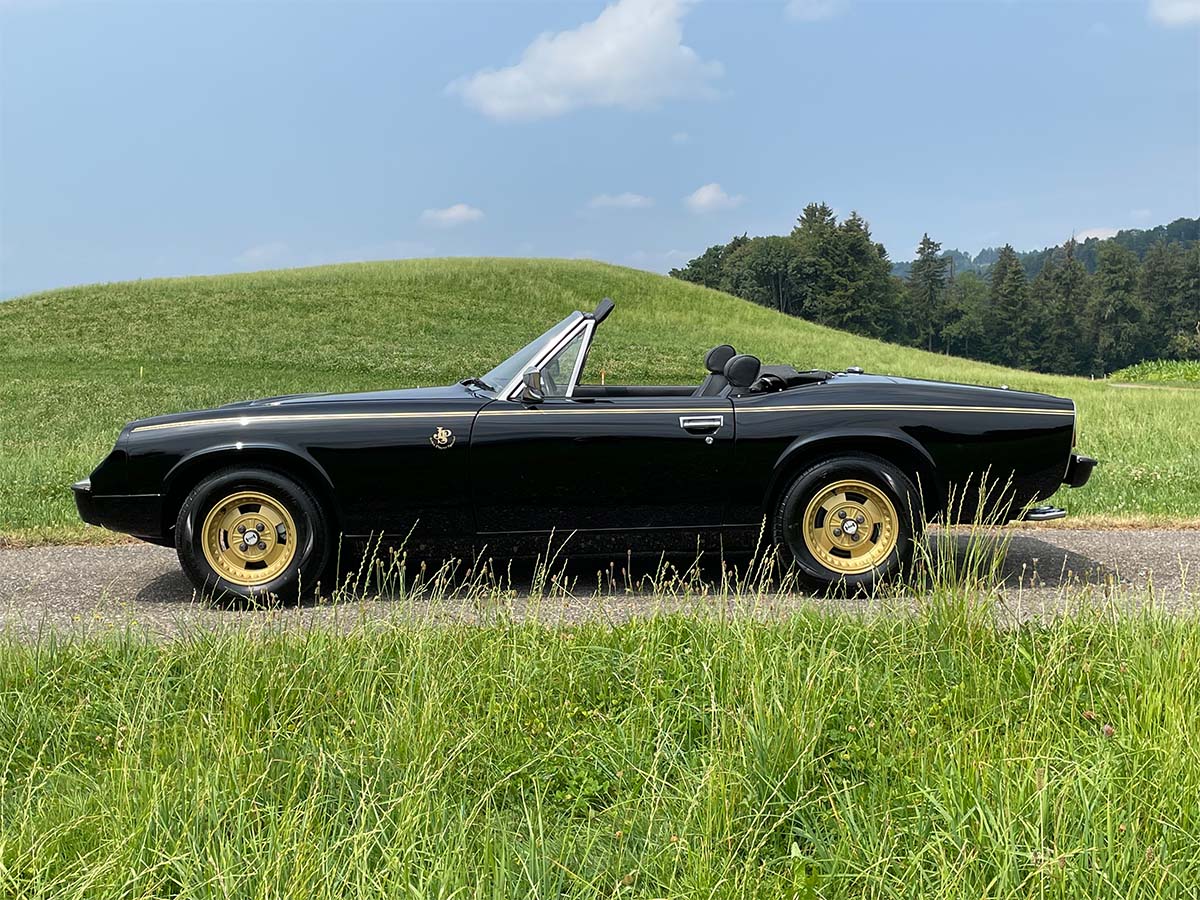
[130,410,477,433]
[735,404,1073,416]
[482,404,1071,416]
[479,407,720,416]
[130,402,1072,432]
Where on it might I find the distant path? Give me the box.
[1,530,1196,638]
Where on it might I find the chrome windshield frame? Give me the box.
[497,312,596,401]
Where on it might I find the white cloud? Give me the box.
[448,0,721,121]
[312,240,435,265]
[671,131,691,144]
[236,241,290,267]
[1131,208,1153,221]
[1149,0,1200,26]
[420,203,484,228]
[588,192,654,209]
[629,249,689,271]
[786,0,848,21]
[684,182,743,214]
[1076,227,1120,242]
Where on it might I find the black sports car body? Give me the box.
[74,298,1096,597]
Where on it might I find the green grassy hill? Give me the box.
[2,258,1196,542]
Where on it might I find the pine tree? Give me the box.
[942,272,989,358]
[1049,239,1089,373]
[1086,242,1149,374]
[1167,246,1200,358]
[1140,242,1186,358]
[984,245,1034,367]
[1029,258,1061,371]
[906,233,950,352]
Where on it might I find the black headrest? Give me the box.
[704,344,736,374]
[724,353,761,388]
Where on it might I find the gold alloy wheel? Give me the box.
[800,478,899,576]
[200,490,298,587]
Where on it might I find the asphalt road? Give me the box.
[1,529,1196,639]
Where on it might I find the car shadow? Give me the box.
[989,531,1120,590]
[131,568,201,607]
[131,529,1120,610]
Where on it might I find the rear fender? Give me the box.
[765,429,944,520]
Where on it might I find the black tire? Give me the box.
[773,453,921,592]
[175,467,331,603]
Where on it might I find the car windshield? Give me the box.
[481,313,581,393]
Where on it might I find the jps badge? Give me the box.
[430,426,455,450]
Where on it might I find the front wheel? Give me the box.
[175,467,331,602]
[773,454,921,592]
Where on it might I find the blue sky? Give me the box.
[1,0,1197,297]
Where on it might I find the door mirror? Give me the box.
[517,366,544,403]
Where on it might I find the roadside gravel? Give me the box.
[1,529,1196,639]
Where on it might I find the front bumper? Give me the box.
[72,479,164,541]
[1063,454,1097,489]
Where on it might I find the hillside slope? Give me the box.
[2,258,1196,540]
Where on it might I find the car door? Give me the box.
[470,394,734,539]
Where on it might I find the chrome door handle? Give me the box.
[679,415,724,434]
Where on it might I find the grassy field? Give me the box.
[1110,360,1200,386]
[2,258,1197,542]
[3,589,1198,899]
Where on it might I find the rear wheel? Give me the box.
[774,454,920,592]
[175,467,330,602]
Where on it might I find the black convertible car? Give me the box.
[74,299,1095,598]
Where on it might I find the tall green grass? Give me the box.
[1110,359,1200,385]
[3,588,1198,899]
[2,258,1197,541]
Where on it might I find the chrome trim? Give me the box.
[564,320,595,399]
[1064,399,1078,480]
[679,415,724,430]
[497,312,586,401]
[498,314,596,402]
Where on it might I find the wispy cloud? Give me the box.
[1149,0,1200,26]
[684,182,743,214]
[588,192,654,210]
[448,0,721,121]
[314,240,436,264]
[235,241,291,267]
[420,203,484,228]
[671,131,691,144]
[1075,227,1120,241]
[785,0,848,21]
[629,248,690,271]
[1131,208,1153,221]
[235,239,437,270]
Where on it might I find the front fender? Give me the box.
[161,441,341,532]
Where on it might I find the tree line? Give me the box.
[669,204,1200,376]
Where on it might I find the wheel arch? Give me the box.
[161,444,341,541]
[763,430,944,522]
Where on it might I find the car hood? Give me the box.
[218,384,476,409]
[118,383,484,438]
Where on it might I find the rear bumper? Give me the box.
[72,479,164,541]
[1063,454,1097,489]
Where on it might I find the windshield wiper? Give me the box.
[460,377,494,392]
